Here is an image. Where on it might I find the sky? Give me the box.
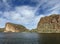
[0,0,60,30]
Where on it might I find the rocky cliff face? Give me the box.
[4,22,28,32]
[37,14,60,33]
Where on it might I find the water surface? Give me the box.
[0,33,60,44]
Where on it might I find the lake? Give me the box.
[0,33,60,44]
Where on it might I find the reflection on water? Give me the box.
[39,34,60,44]
[0,33,60,44]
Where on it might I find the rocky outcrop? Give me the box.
[4,22,28,32]
[37,14,60,33]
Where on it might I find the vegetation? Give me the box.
[0,28,4,32]
[30,29,38,33]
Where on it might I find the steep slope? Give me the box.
[37,14,60,33]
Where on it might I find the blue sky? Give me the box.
[0,0,60,29]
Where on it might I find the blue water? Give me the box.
[0,33,60,44]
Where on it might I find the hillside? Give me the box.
[37,14,60,33]
[4,22,29,32]
[0,14,60,33]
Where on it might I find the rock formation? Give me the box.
[37,14,60,33]
[4,22,28,32]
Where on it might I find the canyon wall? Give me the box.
[37,14,60,33]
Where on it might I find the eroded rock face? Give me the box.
[37,14,60,33]
[4,22,27,32]
[4,23,16,32]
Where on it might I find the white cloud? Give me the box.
[0,18,8,28]
[1,5,45,29]
[15,6,35,18]
[0,6,40,29]
[0,0,11,11]
[0,0,60,29]
[35,0,60,14]
[3,6,35,21]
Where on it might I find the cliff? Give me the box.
[37,14,60,33]
[4,22,29,32]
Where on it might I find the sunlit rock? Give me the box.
[4,22,27,32]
